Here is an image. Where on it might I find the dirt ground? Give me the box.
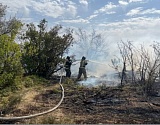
[0,78,160,124]
[60,81,160,124]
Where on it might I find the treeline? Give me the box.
[0,4,73,91]
[1,3,160,97]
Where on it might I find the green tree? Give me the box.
[0,4,23,90]
[22,19,73,78]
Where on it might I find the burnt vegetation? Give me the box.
[0,3,160,124]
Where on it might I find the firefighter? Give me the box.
[77,56,88,80]
[64,56,72,78]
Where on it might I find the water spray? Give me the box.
[68,55,120,87]
[71,58,109,67]
[88,60,109,67]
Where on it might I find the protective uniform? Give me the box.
[64,56,72,78]
[77,56,88,80]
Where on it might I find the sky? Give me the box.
[1,0,160,47]
[1,0,160,77]
[1,0,160,40]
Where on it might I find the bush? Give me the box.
[1,93,22,114]
[0,74,22,93]
[23,75,49,88]
[0,34,23,91]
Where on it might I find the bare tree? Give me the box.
[113,40,160,95]
[117,41,128,85]
[74,28,108,60]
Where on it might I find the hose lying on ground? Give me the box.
[0,74,64,121]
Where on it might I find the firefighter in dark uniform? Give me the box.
[77,56,88,80]
[64,56,72,78]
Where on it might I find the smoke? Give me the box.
[62,17,160,86]
[70,55,114,77]
[77,72,120,88]
[64,28,121,86]
[67,54,121,87]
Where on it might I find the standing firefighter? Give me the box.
[77,56,88,80]
[64,56,72,78]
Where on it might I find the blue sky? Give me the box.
[1,0,160,43]
[0,1,159,49]
[1,0,160,50]
[1,0,160,75]
[1,0,159,27]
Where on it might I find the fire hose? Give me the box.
[0,70,64,121]
[0,58,108,121]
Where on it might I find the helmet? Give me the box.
[82,56,86,60]
[66,56,70,60]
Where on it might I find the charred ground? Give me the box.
[0,77,160,124]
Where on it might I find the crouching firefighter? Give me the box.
[64,56,72,78]
[77,56,88,80]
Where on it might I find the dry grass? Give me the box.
[1,78,160,124]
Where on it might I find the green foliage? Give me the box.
[0,4,23,91]
[0,35,23,91]
[23,76,34,87]
[1,93,22,114]
[21,19,73,78]
[22,75,49,87]
[0,4,23,36]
